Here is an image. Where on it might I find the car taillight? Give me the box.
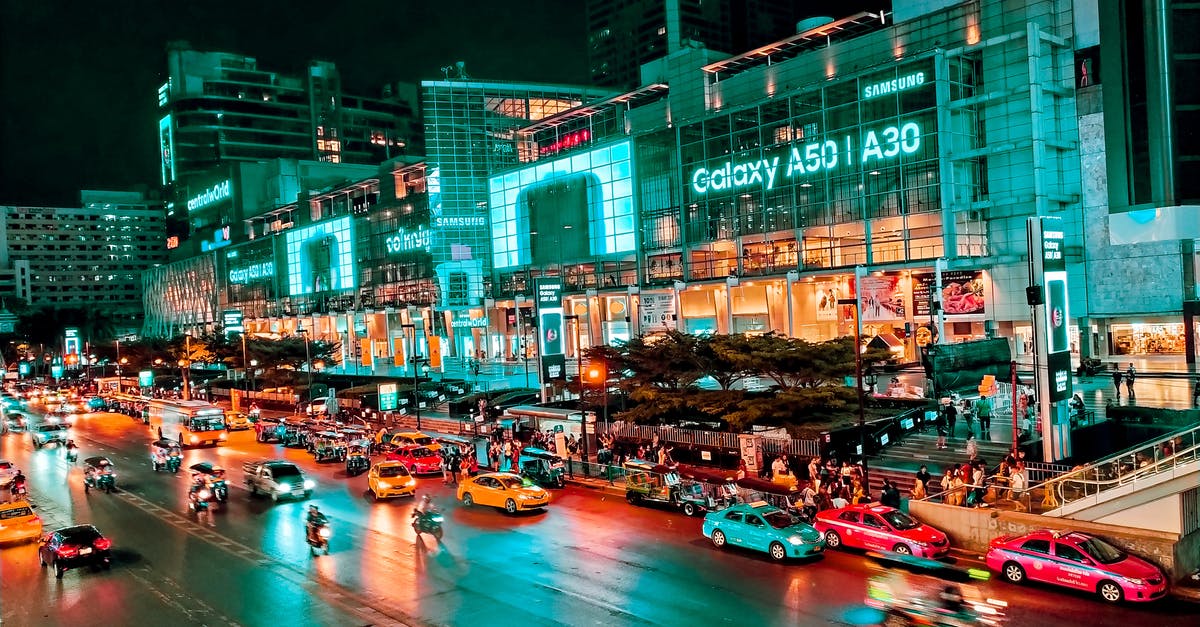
[57,545,79,558]
[93,537,112,551]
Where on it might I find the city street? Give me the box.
[2,407,1197,627]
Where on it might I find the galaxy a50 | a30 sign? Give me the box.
[690,121,922,195]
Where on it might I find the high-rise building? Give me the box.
[0,190,165,335]
[157,43,421,185]
[586,0,803,87]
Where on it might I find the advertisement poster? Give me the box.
[856,275,906,321]
[639,292,676,333]
[535,277,566,381]
[815,282,841,321]
[913,270,986,317]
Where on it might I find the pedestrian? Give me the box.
[1112,367,1124,398]
[831,488,850,509]
[771,455,789,479]
[911,477,927,501]
[566,435,579,477]
[916,464,932,490]
[851,479,867,505]
[880,479,901,508]
[974,396,992,438]
[441,450,452,485]
[449,454,461,485]
[965,433,978,461]
[1193,378,1200,406]
[935,409,948,449]
[938,468,954,504]
[807,456,820,484]
[1125,363,1136,396]
[1010,463,1026,500]
[737,458,748,480]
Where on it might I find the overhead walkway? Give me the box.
[1041,423,1200,524]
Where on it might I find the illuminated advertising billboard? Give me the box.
[488,140,635,270]
[685,59,937,203]
[1039,219,1072,403]
[285,216,356,296]
[158,114,175,185]
[536,277,566,381]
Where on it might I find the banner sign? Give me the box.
[913,270,986,317]
[139,370,155,387]
[222,309,244,337]
[535,277,566,381]
[815,282,841,321]
[856,275,906,321]
[378,383,398,411]
[639,292,676,333]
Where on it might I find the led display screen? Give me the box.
[489,140,635,269]
[285,216,355,296]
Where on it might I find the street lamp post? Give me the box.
[241,333,249,391]
[178,359,191,401]
[249,359,258,393]
[839,297,870,487]
[297,327,312,403]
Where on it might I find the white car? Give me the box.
[0,460,17,487]
[305,399,329,416]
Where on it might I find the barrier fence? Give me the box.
[608,424,821,458]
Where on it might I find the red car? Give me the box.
[385,446,442,475]
[813,503,949,558]
[986,529,1167,603]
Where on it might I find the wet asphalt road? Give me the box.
[2,407,1197,627]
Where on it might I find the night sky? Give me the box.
[0,0,883,206]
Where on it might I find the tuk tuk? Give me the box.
[345,439,371,476]
[151,439,183,473]
[254,417,285,443]
[624,459,682,508]
[735,477,802,516]
[280,419,307,447]
[675,464,739,516]
[519,447,566,488]
[189,462,229,502]
[83,456,117,493]
[309,431,346,462]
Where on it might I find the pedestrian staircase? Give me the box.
[867,433,1014,500]
[1042,423,1200,520]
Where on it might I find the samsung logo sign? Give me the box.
[187,179,233,211]
[433,216,487,228]
[862,72,926,100]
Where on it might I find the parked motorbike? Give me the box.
[307,522,332,555]
[411,509,444,540]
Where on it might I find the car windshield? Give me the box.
[499,476,530,489]
[411,436,433,445]
[0,506,34,520]
[410,447,435,458]
[1077,536,1125,564]
[379,465,410,478]
[38,425,66,432]
[882,510,921,530]
[189,417,225,432]
[762,510,797,529]
[271,465,301,478]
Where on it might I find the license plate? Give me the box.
[79,547,93,555]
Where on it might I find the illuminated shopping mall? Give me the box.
[144,0,1200,372]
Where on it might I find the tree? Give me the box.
[694,333,757,390]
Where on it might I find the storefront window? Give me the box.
[1111,323,1186,354]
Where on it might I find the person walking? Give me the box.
[1125,363,1136,397]
[916,465,932,490]
[1112,367,1124,398]
[910,477,927,501]
[941,403,954,445]
[965,434,978,462]
[974,396,992,439]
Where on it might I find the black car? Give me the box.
[486,389,540,418]
[31,423,70,448]
[39,524,112,578]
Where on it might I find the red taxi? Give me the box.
[986,529,1167,603]
[813,503,949,558]
[385,445,442,475]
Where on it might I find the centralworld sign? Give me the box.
[187,179,233,211]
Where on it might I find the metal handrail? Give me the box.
[1078,421,1200,470]
[1049,441,1200,510]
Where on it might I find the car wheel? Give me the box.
[432,527,443,541]
[824,530,842,549]
[683,502,696,517]
[711,530,727,548]
[40,552,46,567]
[462,493,474,507]
[370,489,379,501]
[55,563,65,579]
[769,541,787,561]
[271,491,279,502]
[1097,580,1124,603]
[892,543,912,555]
[1002,561,1026,584]
[505,499,517,514]
[103,560,111,571]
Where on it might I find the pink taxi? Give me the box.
[813,503,950,558]
[986,529,1167,603]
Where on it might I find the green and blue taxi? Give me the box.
[702,501,824,561]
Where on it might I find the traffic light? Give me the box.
[585,364,606,383]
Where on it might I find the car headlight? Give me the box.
[303,479,316,489]
[189,435,199,443]
[219,432,227,439]
[377,481,390,489]
[318,526,332,538]
[787,535,806,545]
[1123,577,1145,585]
[275,484,289,493]
[911,540,929,547]
[405,477,415,486]
[197,489,211,500]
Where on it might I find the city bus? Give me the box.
[146,399,228,447]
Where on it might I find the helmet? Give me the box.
[308,504,319,513]
[422,494,432,504]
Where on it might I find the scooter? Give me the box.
[188,487,212,514]
[166,454,182,474]
[411,509,444,540]
[307,522,332,555]
[11,480,27,501]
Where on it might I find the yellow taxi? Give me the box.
[0,500,43,544]
[386,431,441,452]
[368,461,417,500]
[457,472,550,513]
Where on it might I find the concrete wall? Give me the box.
[908,500,1185,578]
[1093,493,1181,534]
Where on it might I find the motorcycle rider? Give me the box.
[65,439,79,463]
[413,494,436,518]
[306,504,328,543]
[11,469,27,500]
[938,584,966,614]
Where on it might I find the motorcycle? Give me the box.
[307,521,332,555]
[11,480,28,501]
[188,486,213,513]
[83,457,117,494]
[64,446,79,463]
[411,509,444,540]
[166,453,182,474]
